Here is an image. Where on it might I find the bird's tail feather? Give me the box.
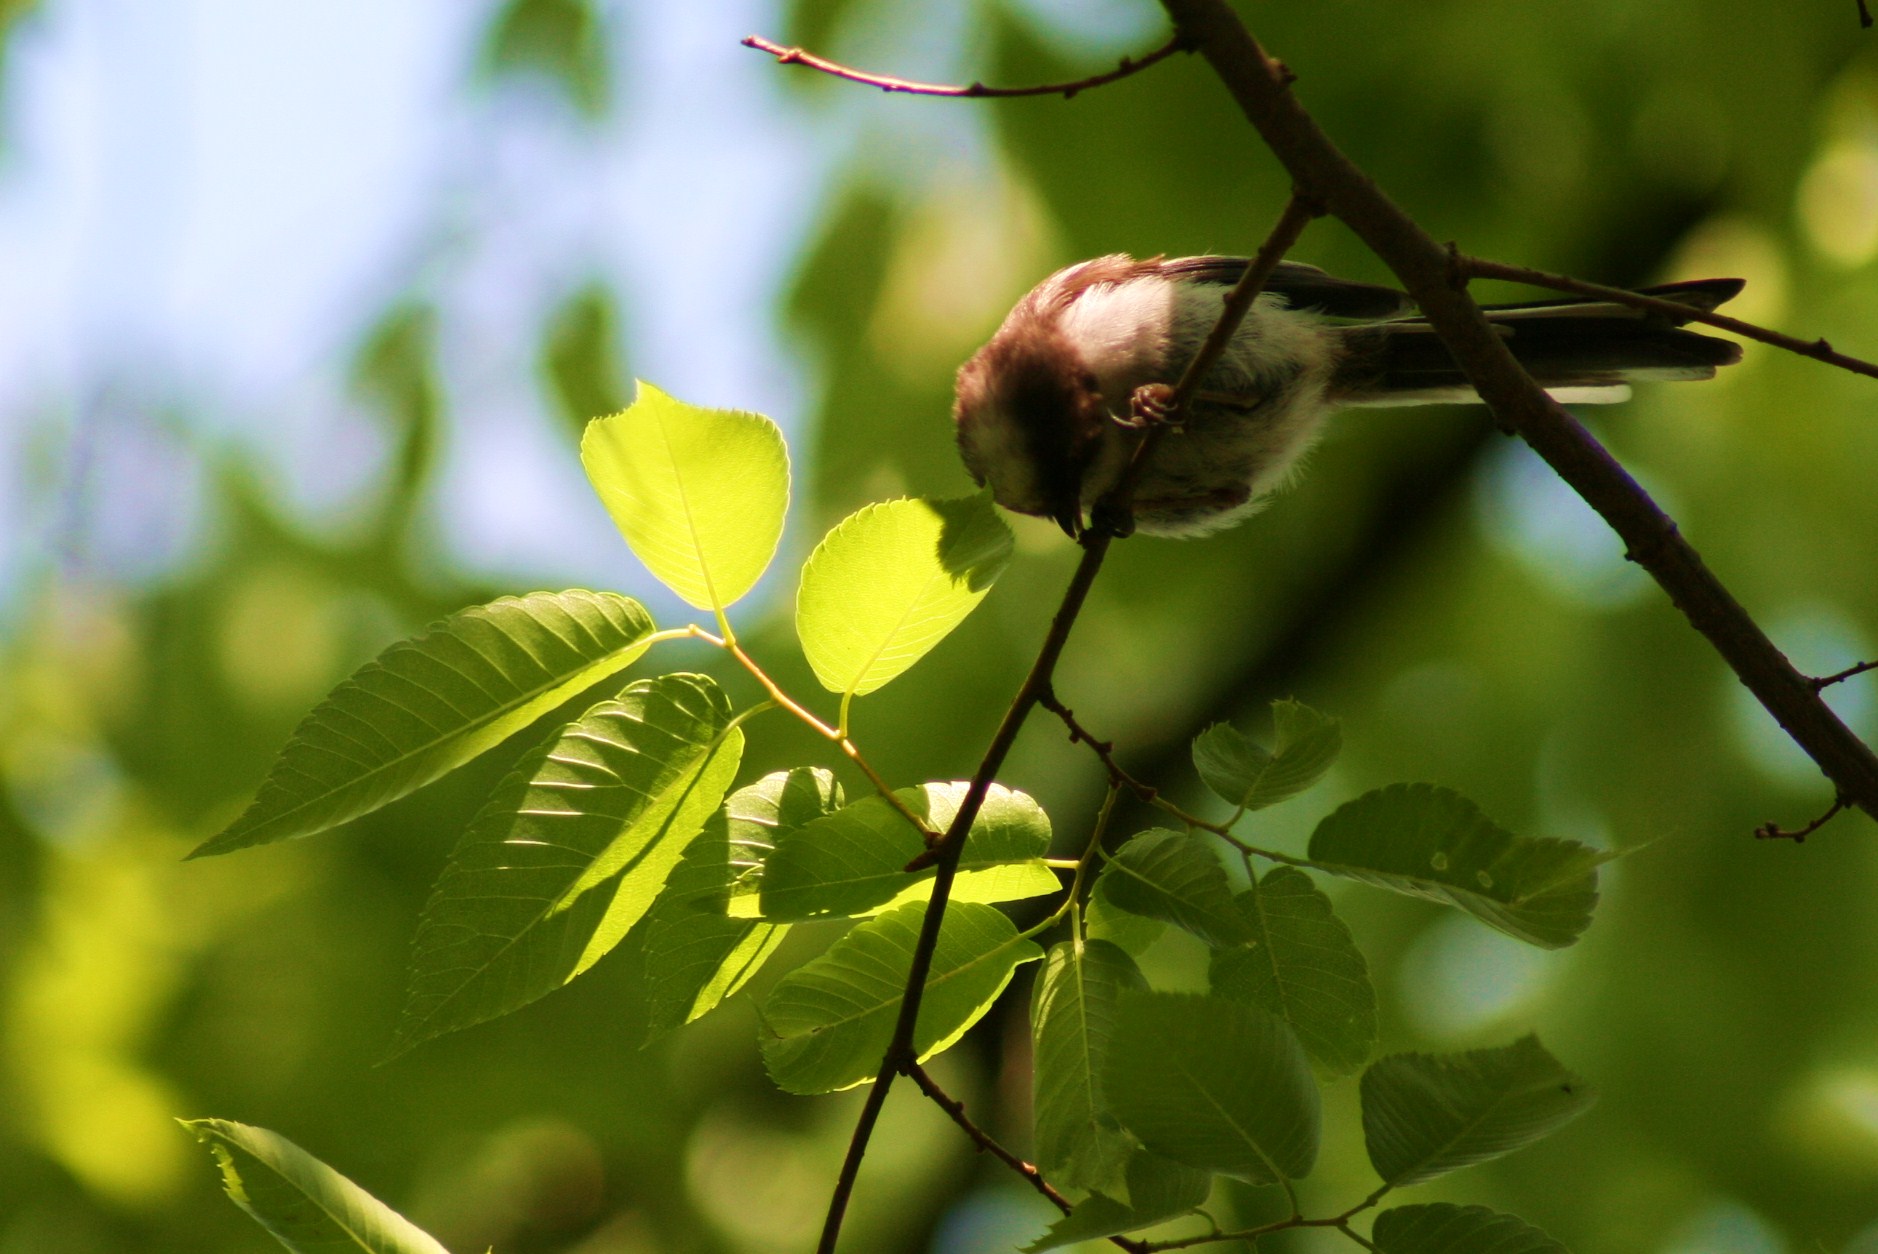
[1330,278,1745,407]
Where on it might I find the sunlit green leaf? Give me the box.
[749,782,1056,920]
[181,1118,449,1254]
[581,381,788,613]
[1030,939,1145,1193]
[1371,1203,1570,1254]
[640,768,845,1042]
[795,494,1013,699]
[195,591,657,856]
[1103,991,1319,1183]
[391,673,742,1056]
[1193,699,1341,812]
[1022,1149,1211,1252]
[760,900,1042,1094]
[1361,1036,1594,1188]
[1097,829,1248,947]
[1210,867,1376,1076]
[1307,784,1605,948]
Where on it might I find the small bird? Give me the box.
[952,254,1743,538]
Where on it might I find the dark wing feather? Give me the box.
[1153,256,1414,319]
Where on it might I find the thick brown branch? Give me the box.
[1156,0,1878,829]
[1462,256,1878,382]
[742,32,1191,99]
[907,1063,1152,1253]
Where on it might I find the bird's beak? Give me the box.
[1052,502,1083,539]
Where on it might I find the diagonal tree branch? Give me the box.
[1155,0,1878,827]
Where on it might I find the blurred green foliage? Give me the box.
[5,1,1878,1252]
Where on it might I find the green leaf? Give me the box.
[1097,829,1248,947]
[1022,1150,1211,1252]
[1371,1203,1570,1254]
[391,673,743,1056]
[1361,1036,1594,1188]
[581,381,789,613]
[760,901,1042,1094]
[1193,699,1341,812]
[750,782,1056,921]
[480,0,610,118]
[1102,991,1319,1184]
[1083,890,1166,956]
[1306,784,1605,948]
[795,494,1013,699]
[541,280,628,441]
[194,591,657,856]
[1030,939,1146,1193]
[1210,868,1377,1077]
[181,1118,449,1254]
[640,768,844,1042]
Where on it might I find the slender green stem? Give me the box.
[688,623,937,840]
[1020,784,1123,942]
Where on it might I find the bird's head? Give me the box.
[953,315,1109,538]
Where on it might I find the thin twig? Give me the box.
[1756,795,1848,843]
[1815,660,1878,690]
[907,1063,1153,1254]
[1461,255,1878,382]
[815,194,1315,1254]
[1861,0,1874,29]
[1157,0,1878,829]
[741,31,1192,99]
[1039,689,1314,866]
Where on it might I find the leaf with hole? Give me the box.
[760,901,1041,1094]
[1096,829,1248,947]
[1030,939,1146,1193]
[796,494,1013,700]
[182,1118,449,1254]
[1193,699,1341,812]
[1361,1035,1594,1188]
[194,590,657,856]
[1370,1203,1570,1254]
[1102,991,1318,1184]
[391,673,742,1056]
[1210,867,1376,1077]
[750,782,1056,920]
[581,381,788,612]
[640,768,845,1042]
[1307,784,1606,948]
[1022,1150,1211,1252]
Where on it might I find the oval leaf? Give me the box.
[1361,1035,1594,1188]
[1103,991,1319,1184]
[581,380,788,612]
[1371,1203,1570,1254]
[752,782,1055,921]
[1307,784,1605,948]
[639,767,845,1042]
[182,1118,449,1254]
[796,494,1013,698]
[1193,699,1341,812]
[391,673,742,1056]
[1031,939,1147,1193]
[1211,867,1377,1077]
[1097,829,1248,947]
[1022,1150,1211,1252]
[760,900,1042,1094]
[195,590,657,856]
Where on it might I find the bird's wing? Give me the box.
[1154,256,1415,319]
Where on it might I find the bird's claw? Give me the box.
[1089,497,1137,539]
[1119,382,1184,429]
